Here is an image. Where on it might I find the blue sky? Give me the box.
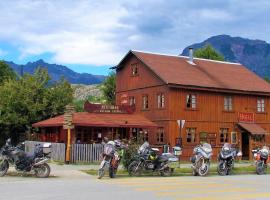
[0,0,270,75]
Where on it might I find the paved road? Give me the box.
[1,164,270,200]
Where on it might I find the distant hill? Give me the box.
[182,35,270,78]
[5,59,106,85]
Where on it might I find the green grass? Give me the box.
[83,165,270,178]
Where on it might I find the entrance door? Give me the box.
[241,132,249,160]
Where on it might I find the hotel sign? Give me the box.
[238,112,254,123]
[84,101,135,114]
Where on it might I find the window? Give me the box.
[157,93,165,108]
[129,96,136,106]
[131,63,138,76]
[220,128,229,143]
[157,128,164,143]
[257,98,265,112]
[231,132,237,144]
[186,94,196,109]
[199,132,208,143]
[224,96,233,111]
[186,128,196,143]
[142,95,149,109]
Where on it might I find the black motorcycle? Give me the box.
[128,142,178,177]
[0,139,51,178]
[217,143,242,176]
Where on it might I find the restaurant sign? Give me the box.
[84,101,135,114]
[238,112,254,123]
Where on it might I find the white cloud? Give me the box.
[0,0,270,66]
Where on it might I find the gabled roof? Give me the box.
[32,112,157,128]
[116,50,270,95]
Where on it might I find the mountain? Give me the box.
[5,59,106,85]
[182,35,270,78]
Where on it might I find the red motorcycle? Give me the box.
[252,146,270,175]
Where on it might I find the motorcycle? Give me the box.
[0,139,51,178]
[191,143,213,176]
[252,146,270,175]
[217,143,242,176]
[128,142,179,177]
[98,140,124,179]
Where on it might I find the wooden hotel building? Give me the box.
[115,50,270,160]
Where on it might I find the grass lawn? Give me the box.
[83,164,270,177]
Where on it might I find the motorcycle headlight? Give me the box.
[223,147,230,151]
[253,153,257,158]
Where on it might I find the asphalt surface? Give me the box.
[1,164,270,200]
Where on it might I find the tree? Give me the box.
[194,44,225,61]
[0,68,73,144]
[101,72,116,104]
[0,61,17,84]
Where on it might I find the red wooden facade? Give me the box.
[115,50,270,160]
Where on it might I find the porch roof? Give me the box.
[32,112,157,128]
[238,123,268,135]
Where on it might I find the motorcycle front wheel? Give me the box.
[256,161,265,175]
[198,161,210,176]
[0,160,9,177]
[128,161,142,177]
[217,161,227,176]
[160,166,171,177]
[34,163,51,178]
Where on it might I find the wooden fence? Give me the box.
[24,141,103,163]
[25,141,66,162]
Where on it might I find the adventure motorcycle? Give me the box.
[217,143,242,176]
[252,146,270,175]
[191,143,213,176]
[0,139,51,178]
[98,140,124,179]
[128,142,178,177]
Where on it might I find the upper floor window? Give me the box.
[157,128,164,143]
[157,93,165,108]
[142,95,149,110]
[186,128,196,143]
[129,96,136,106]
[186,94,196,109]
[224,96,233,111]
[220,128,229,143]
[131,63,138,76]
[257,98,265,112]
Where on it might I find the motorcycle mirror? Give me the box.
[237,151,242,157]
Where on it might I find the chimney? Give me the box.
[189,47,194,63]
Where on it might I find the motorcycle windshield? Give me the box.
[138,142,150,154]
[202,143,212,154]
[262,146,269,151]
[104,144,115,155]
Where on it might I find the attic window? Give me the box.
[131,63,138,76]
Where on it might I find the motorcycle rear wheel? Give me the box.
[256,161,265,175]
[109,167,116,178]
[128,161,142,177]
[0,160,9,177]
[217,162,227,176]
[34,163,50,178]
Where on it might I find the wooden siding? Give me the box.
[116,55,164,93]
